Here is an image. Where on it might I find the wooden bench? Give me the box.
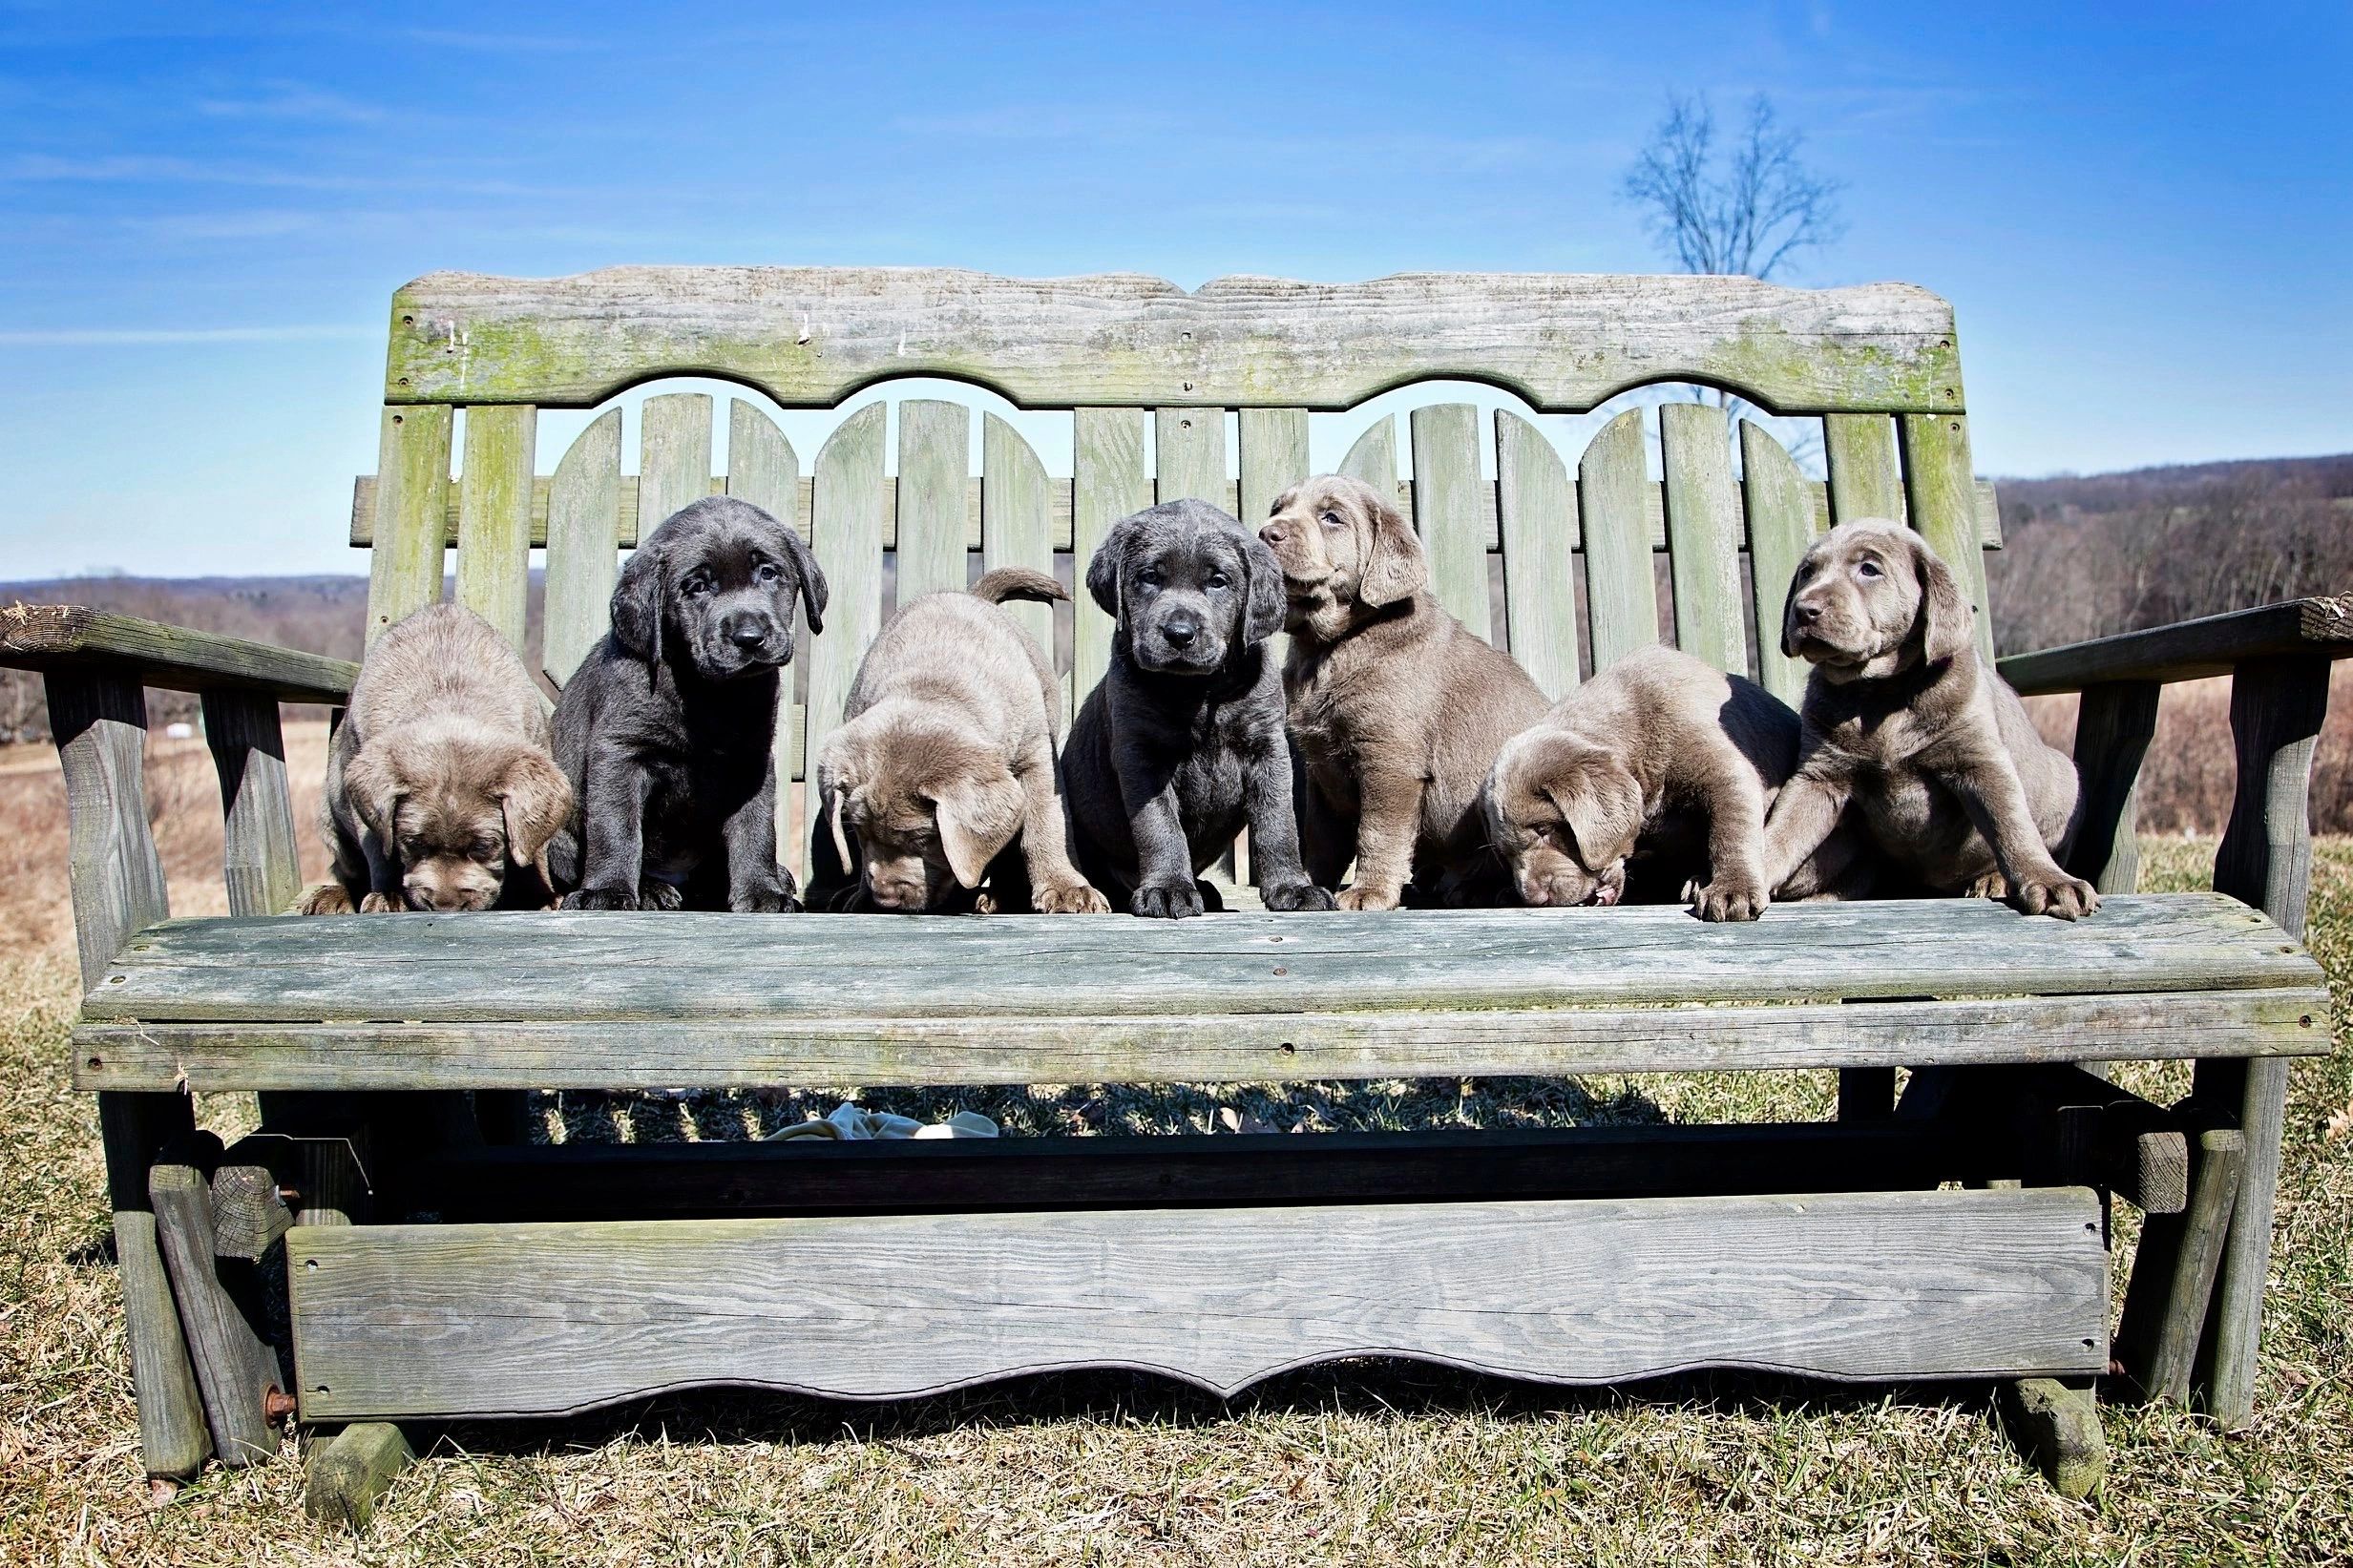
[5,269,2342,1518]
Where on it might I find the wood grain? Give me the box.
[2068,681,2162,894]
[1494,411,1580,696]
[981,414,1055,693]
[802,404,887,785]
[1823,413,1903,526]
[1658,402,1745,675]
[1338,416,1396,491]
[1072,408,1149,707]
[2116,1124,2245,1407]
[895,399,970,602]
[1155,408,1226,507]
[386,268,1964,414]
[1901,412,1996,666]
[637,392,713,541]
[1579,409,1657,671]
[364,406,451,648]
[0,606,357,705]
[453,403,536,648]
[1409,405,1491,639]
[151,1155,283,1465]
[2000,595,2353,696]
[200,690,302,917]
[286,1187,2104,1420]
[1740,420,1820,706]
[539,406,623,688]
[725,400,808,858]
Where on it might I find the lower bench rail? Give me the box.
[285,1187,2109,1420]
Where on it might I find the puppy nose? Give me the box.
[1163,616,1199,647]
[407,886,441,911]
[1258,521,1288,546]
[1793,600,1823,625]
[723,614,770,649]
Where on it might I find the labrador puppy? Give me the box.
[1061,498,1333,918]
[1760,518,2094,919]
[304,602,572,914]
[1258,474,1549,910]
[809,568,1108,915]
[1482,644,1869,920]
[548,495,827,912]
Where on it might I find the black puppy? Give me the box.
[549,495,827,911]
[1061,498,1333,918]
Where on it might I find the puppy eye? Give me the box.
[1205,573,1229,591]
[683,575,712,596]
[754,562,782,584]
[1318,512,1343,531]
[1856,558,1883,578]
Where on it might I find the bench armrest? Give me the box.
[0,604,357,705]
[1999,596,2353,696]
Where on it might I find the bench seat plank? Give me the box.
[72,896,2325,1092]
[284,1187,2109,1420]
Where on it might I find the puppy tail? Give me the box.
[970,567,1069,606]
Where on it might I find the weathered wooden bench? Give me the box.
[6,269,2342,1520]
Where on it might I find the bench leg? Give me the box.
[2113,1123,2246,1406]
[150,1136,287,1467]
[305,1422,414,1529]
[2192,1056,2291,1429]
[2000,1377,2107,1498]
[99,1092,213,1483]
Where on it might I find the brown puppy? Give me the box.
[1259,474,1550,909]
[1762,518,2094,918]
[1482,645,1866,920]
[810,568,1108,914]
[305,603,572,913]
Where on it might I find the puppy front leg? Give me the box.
[359,829,404,913]
[1946,755,2099,920]
[1762,770,1851,896]
[719,763,801,914]
[1692,764,1771,923]
[1244,742,1334,912]
[1341,768,1424,911]
[1016,740,1110,914]
[564,748,652,911]
[1114,748,1201,920]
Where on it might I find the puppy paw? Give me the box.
[638,880,686,912]
[561,887,639,912]
[1335,885,1400,912]
[1262,880,1337,912]
[1691,879,1768,923]
[299,883,354,916]
[358,891,400,913]
[1036,879,1112,915]
[2012,870,2099,921]
[1131,881,1205,920]
[1967,870,2010,900]
[730,886,802,914]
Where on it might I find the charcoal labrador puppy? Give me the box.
[1062,498,1334,918]
[548,495,827,911]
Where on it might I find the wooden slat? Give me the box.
[1579,408,1656,672]
[1338,416,1396,491]
[1236,408,1309,525]
[539,407,623,689]
[452,403,536,648]
[981,414,1055,686]
[1155,408,1226,506]
[1901,412,1995,666]
[895,399,969,602]
[0,606,356,704]
[2116,1125,2246,1405]
[364,406,451,647]
[1072,408,1148,710]
[287,1187,2104,1420]
[802,404,887,784]
[1741,420,1821,707]
[1658,402,1745,675]
[637,392,712,537]
[1495,410,1580,697]
[1409,404,1490,639]
[1823,413,1904,525]
[151,1155,282,1465]
[387,269,1964,414]
[200,690,301,917]
[725,401,807,863]
[2001,596,2353,696]
[45,673,210,1479]
[2068,681,2162,893]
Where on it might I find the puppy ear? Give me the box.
[780,523,829,637]
[1240,533,1287,644]
[1355,484,1427,608]
[345,738,405,846]
[927,768,1025,890]
[1543,748,1643,872]
[498,748,574,886]
[611,539,664,661]
[826,784,854,878]
[1780,557,1810,659]
[815,743,858,874]
[1912,534,1973,665]
[1084,518,1133,617]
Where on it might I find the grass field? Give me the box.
[1,832,2347,1564]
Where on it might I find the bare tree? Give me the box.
[1622,94,1845,281]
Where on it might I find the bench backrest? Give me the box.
[353,267,2000,876]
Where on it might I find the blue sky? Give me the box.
[1,1,2346,579]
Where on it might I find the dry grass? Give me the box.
[0,740,2348,1560]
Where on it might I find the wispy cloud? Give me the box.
[195,80,385,125]
[0,152,572,199]
[0,325,376,345]
[400,29,603,53]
